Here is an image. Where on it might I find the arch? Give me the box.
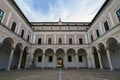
[92,46,100,68]
[56,48,65,56]
[78,48,87,55]
[77,48,88,67]
[45,48,54,55]
[11,43,23,69]
[106,37,120,69]
[34,48,43,56]
[67,48,76,55]
[0,37,14,70]
[98,43,109,69]
[20,47,29,69]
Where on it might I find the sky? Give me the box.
[15,0,106,22]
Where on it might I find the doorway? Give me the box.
[57,58,63,68]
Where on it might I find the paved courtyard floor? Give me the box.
[0,68,120,80]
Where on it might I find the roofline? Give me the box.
[11,0,31,26]
[89,0,110,26]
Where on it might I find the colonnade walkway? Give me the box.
[0,68,120,80]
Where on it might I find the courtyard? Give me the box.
[0,69,120,80]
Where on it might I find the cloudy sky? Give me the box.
[15,0,106,22]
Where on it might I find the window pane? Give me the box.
[21,30,24,38]
[0,9,4,23]
[49,56,53,62]
[79,38,83,44]
[68,56,72,62]
[79,56,83,62]
[38,38,42,44]
[91,35,93,42]
[38,56,42,62]
[96,29,100,37]
[58,38,62,44]
[27,35,30,42]
[104,21,109,31]
[69,38,72,44]
[48,38,52,44]
[11,22,16,32]
[116,8,120,22]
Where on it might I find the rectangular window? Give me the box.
[38,56,42,62]
[49,56,53,62]
[38,38,42,44]
[79,38,83,44]
[116,8,120,22]
[91,35,93,42]
[0,9,4,23]
[79,56,83,62]
[104,21,109,31]
[69,38,72,44]
[11,22,16,32]
[68,56,72,62]
[96,29,100,37]
[27,35,30,42]
[58,38,62,44]
[48,38,52,44]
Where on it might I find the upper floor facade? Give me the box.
[0,0,120,46]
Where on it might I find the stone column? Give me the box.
[44,34,46,44]
[53,54,56,68]
[64,54,67,68]
[106,47,113,70]
[42,53,45,68]
[76,53,79,69]
[64,35,66,44]
[74,35,77,44]
[54,34,56,44]
[97,51,103,69]
[7,47,14,71]
[18,50,23,70]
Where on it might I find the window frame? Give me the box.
[103,20,110,31]
[96,29,100,37]
[116,8,120,22]
[38,38,42,45]
[0,9,4,23]
[38,56,42,62]
[69,38,73,45]
[49,56,53,62]
[78,56,83,62]
[68,55,72,62]
[11,21,17,32]
[79,38,83,44]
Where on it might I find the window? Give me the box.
[38,56,42,62]
[49,56,53,62]
[69,38,72,44]
[78,56,83,62]
[11,22,16,32]
[0,9,4,23]
[21,29,24,38]
[27,35,30,42]
[68,56,72,62]
[116,8,120,22]
[104,21,109,31]
[48,38,52,44]
[79,38,83,44]
[38,38,42,44]
[58,38,62,44]
[96,29,100,37]
[91,35,93,42]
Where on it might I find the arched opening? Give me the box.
[92,47,100,68]
[78,49,87,67]
[67,48,76,68]
[45,49,54,68]
[0,37,14,70]
[57,58,63,67]
[56,48,65,67]
[34,49,43,68]
[11,43,23,69]
[98,43,109,69]
[20,47,29,69]
[107,37,120,69]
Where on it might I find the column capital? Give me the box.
[105,47,110,50]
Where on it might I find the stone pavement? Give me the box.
[0,68,120,80]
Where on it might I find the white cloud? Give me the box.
[15,0,105,22]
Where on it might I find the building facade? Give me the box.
[0,0,120,71]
